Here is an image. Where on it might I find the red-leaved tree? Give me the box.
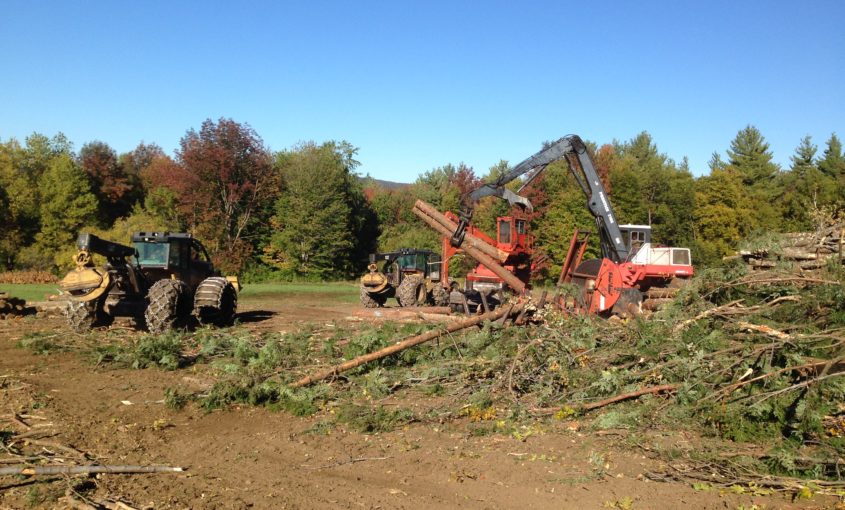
[146,118,277,272]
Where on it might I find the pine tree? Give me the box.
[727,125,779,186]
[818,133,845,179]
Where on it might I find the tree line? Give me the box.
[1,118,843,282]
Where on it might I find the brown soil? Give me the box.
[0,293,836,509]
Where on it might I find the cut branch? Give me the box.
[0,465,184,476]
[579,384,679,412]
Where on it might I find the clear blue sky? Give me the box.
[1,1,842,181]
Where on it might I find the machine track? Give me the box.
[145,279,190,334]
[194,277,238,327]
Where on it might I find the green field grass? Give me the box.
[0,281,360,304]
[239,282,359,303]
[0,284,61,302]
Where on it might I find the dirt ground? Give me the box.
[0,292,838,509]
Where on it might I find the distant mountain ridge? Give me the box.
[360,176,410,190]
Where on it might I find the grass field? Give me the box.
[0,283,60,302]
[0,281,360,304]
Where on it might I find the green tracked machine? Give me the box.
[59,232,240,333]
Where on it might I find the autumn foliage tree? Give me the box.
[146,118,277,272]
[79,141,135,224]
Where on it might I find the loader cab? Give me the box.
[496,216,533,251]
[619,225,652,255]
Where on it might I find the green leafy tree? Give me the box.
[693,167,753,264]
[266,141,373,279]
[34,153,98,269]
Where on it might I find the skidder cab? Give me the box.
[59,232,240,333]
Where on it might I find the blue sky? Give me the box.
[1,1,842,181]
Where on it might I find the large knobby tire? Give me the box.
[431,284,449,307]
[396,274,426,307]
[194,277,238,327]
[65,300,98,332]
[360,287,387,308]
[145,279,190,334]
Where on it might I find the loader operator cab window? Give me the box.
[629,230,646,253]
[396,254,417,272]
[515,219,526,235]
[498,219,511,244]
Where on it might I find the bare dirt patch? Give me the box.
[0,292,835,509]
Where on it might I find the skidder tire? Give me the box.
[396,274,425,307]
[431,284,449,307]
[145,279,190,334]
[194,277,238,327]
[66,300,99,332]
[360,287,386,308]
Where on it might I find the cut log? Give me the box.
[412,201,527,294]
[292,302,525,388]
[413,200,506,262]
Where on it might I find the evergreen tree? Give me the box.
[778,137,823,230]
[790,135,817,176]
[35,153,98,267]
[727,125,779,186]
[818,133,845,178]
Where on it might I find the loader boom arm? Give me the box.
[452,135,629,263]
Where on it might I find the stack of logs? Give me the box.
[0,292,28,319]
[738,223,845,271]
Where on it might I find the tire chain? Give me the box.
[145,279,189,334]
[396,274,424,307]
[65,300,97,332]
[194,277,237,326]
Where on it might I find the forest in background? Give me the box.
[0,118,843,282]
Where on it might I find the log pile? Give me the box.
[737,223,845,271]
[0,292,28,319]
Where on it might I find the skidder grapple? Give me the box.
[59,232,240,333]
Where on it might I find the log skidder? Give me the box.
[359,249,449,308]
[58,232,240,334]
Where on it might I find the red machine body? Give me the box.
[441,211,534,293]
